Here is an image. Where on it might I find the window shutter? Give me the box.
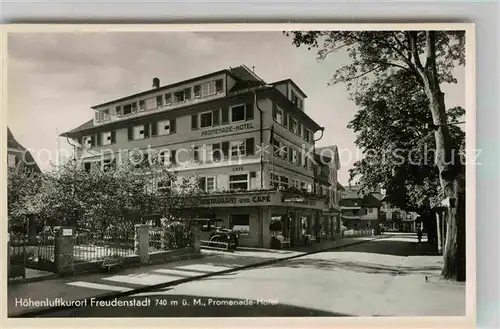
[213,109,220,126]
[288,148,293,162]
[116,106,122,116]
[170,150,177,164]
[90,134,96,147]
[272,103,277,120]
[110,131,116,144]
[128,127,133,141]
[170,119,176,134]
[185,88,191,100]
[221,108,229,124]
[151,122,158,136]
[245,103,254,120]
[246,138,255,155]
[283,112,288,128]
[198,177,206,191]
[215,79,223,92]
[144,123,150,138]
[222,141,229,157]
[191,114,198,130]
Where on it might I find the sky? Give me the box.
[7,31,465,185]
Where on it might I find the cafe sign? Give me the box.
[201,123,254,137]
[199,194,272,207]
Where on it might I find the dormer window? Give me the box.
[165,93,172,105]
[175,90,185,102]
[290,90,303,110]
[156,95,163,107]
[139,100,146,111]
[123,104,132,116]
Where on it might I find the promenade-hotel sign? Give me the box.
[201,123,254,137]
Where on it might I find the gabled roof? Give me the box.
[7,127,41,172]
[271,79,308,98]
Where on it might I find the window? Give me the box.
[196,82,216,97]
[291,149,298,164]
[84,162,92,172]
[297,122,302,137]
[99,109,110,121]
[8,154,16,168]
[213,109,220,126]
[230,214,250,234]
[274,107,284,125]
[229,174,249,190]
[304,129,310,143]
[270,173,280,188]
[280,145,288,160]
[102,131,115,145]
[138,100,146,111]
[133,125,145,140]
[131,102,138,113]
[170,150,177,165]
[230,140,245,157]
[221,108,229,125]
[203,144,213,162]
[291,118,298,134]
[158,120,171,135]
[83,136,93,148]
[212,143,222,161]
[191,114,198,130]
[165,93,172,105]
[300,181,306,190]
[115,106,122,117]
[272,138,281,157]
[193,146,200,162]
[215,79,223,92]
[198,176,216,192]
[292,179,300,189]
[156,95,163,107]
[231,104,246,122]
[280,176,289,187]
[123,104,132,116]
[175,90,185,102]
[200,112,213,128]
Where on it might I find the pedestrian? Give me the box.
[417,226,423,243]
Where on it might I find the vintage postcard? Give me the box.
[2,23,475,328]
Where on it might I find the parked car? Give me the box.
[209,228,239,250]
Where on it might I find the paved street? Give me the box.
[35,233,465,317]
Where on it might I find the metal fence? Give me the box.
[73,230,136,263]
[149,226,193,254]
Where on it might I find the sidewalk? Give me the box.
[8,234,383,317]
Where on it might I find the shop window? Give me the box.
[230,214,250,235]
[229,174,249,190]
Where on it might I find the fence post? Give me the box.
[53,226,75,275]
[134,224,150,264]
[191,225,201,253]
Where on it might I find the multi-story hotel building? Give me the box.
[61,65,342,248]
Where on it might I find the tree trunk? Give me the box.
[419,31,466,282]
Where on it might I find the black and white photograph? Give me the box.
[4,24,474,322]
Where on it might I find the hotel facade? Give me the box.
[61,65,342,248]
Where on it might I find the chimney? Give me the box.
[152,77,160,89]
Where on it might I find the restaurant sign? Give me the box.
[199,194,272,207]
[201,123,254,137]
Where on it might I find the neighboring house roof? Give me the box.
[7,127,41,172]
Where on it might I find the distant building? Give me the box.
[7,127,40,174]
[380,200,418,232]
[339,184,382,230]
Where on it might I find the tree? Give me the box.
[286,30,466,281]
[347,70,465,214]
[8,164,41,233]
[29,151,202,234]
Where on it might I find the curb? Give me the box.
[10,235,389,318]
